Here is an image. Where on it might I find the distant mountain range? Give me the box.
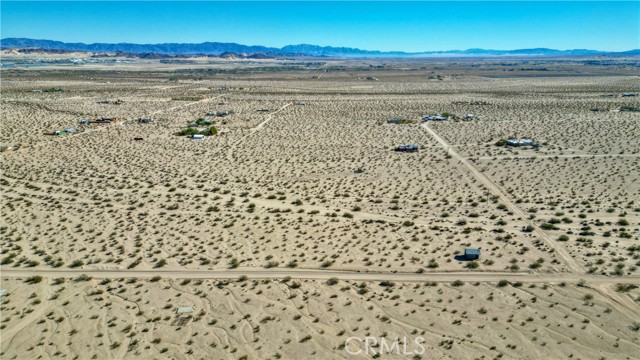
[2,38,639,58]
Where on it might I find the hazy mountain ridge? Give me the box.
[1,38,638,57]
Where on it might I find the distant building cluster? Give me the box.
[395,144,419,152]
[422,114,448,121]
[506,139,539,147]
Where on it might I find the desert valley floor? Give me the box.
[1,59,639,359]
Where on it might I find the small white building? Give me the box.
[422,114,448,121]
[176,306,193,314]
[506,139,536,147]
[191,134,205,140]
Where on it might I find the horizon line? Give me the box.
[2,38,638,54]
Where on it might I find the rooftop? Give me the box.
[176,306,193,314]
[464,248,481,255]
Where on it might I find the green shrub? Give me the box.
[178,126,217,136]
[154,259,167,268]
[540,223,557,230]
[25,275,43,284]
[326,278,339,286]
[615,283,638,292]
[179,128,200,136]
[69,260,84,268]
[466,261,479,269]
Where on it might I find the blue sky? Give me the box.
[1,1,639,51]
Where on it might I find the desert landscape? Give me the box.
[1,56,639,359]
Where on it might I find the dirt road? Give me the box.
[2,267,637,285]
[476,153,640,160]
[227,102,292,161]
[150,95,223,116]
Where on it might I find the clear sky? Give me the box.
[1,1,639,51]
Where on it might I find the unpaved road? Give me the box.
[150,95,223,116]
[420,123,584,273]
[227,102,292,161]
[2,267,638,285]
[3,268,639,325]
[476,153,640,160]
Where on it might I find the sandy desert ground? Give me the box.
[1,58,639,359]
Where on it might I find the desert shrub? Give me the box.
[615,283,638,293]
[179,128,200,136]
[299,335,312,343]
[154,259,167,268]
[25,275,43,284]
[178,126,217,136]
[75,274,92,282]
[466,261,479,269]
[522,225,535,233]
[69,260,84,268]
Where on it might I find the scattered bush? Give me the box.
[25,275,43,284]
[326,277,339,286]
